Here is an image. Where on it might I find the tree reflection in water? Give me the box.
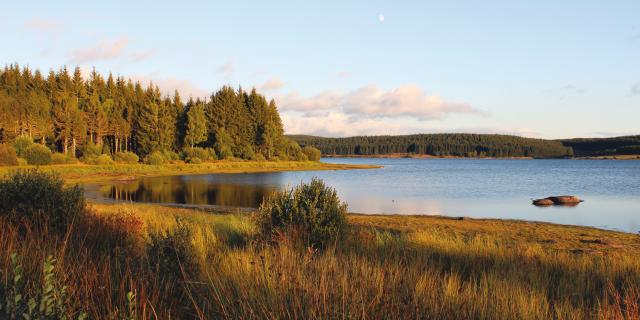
[102,174,283,208]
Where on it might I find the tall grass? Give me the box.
[1,200,639,319]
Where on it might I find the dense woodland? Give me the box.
[559,135,640,156]
[290,134,576,158]
[0,64,310,163]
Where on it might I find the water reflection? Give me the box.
[101,175,280,208]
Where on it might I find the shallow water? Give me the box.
[84,158,640,233]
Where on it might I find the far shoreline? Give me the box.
[323,153,640,160]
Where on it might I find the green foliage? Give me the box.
[302,146,321,161]
[258,178,348,249]
[281,139,307,161]
[0,170,85,231]
[113,152,139,164]
[51,153,75,165]
[0,144,19,166]
[81,142,102,159]
[12,136,35,158]
[24,144,52,165]
[147,220,199,281]
[0,64,293,162]
[237,144,256,160]
[290,133,575,158]
[0,253,87,320]
[94,154,114,165]
[184,103,208,148]
[144,151,166,165]
[16,158,27,166]
[183,147,216,163]
[561,135,640,156]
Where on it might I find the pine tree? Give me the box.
[185,102,207,148]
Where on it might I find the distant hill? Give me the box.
[288,134,573,158]
[559,135,640,156]
[288,133,640,158]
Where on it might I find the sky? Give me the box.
[1,0,639,139]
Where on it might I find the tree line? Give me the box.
[0,64,313,162]
[290,134,575,158]
[559,135,640,156]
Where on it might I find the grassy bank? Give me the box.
[2,200,638,319]
[0,160,380,184]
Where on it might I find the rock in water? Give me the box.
[532,195,582,206]
[533,198,554,206]
[547,195,581,204]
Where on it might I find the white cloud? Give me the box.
[25,18,61,33]
[216,59,235,78]
[70,38,129,64]
[630,83,640,96]
[277,84,479,120]
[337,71,351,78]
[129,49,156,62]
[259,77,285,91]
[378,14,385,22]
[282,110,535,138]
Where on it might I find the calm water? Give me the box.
[84,158,640,233]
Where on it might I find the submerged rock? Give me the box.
[532,195,583,206]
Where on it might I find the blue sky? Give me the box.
[2,1,639,138]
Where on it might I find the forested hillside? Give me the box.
[0,64,307,162]
[290,134,574,158]
[560,135,640,156]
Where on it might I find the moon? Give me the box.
[378,14,385,22]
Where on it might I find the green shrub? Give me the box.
[254,153,266,161]
[0,253,87,319]
[24,144,52,165]
[183,147,216,163]
[217,145,233,160]
[114,151,139,164]
[94,154,114,165]
[12,135,34,158]
[51,152,75,164]
[258,178,348,249]
[147,220,199,280]
[0,144,19,166]
[160,150,179,163]
[82,142,102,159]
[282,139,307,161]
[17,158,27,166]
[302,146,322,161]
[237,145,256,160]
[0,170,85,231]
[145,151,166,165]
[189,157,202,164]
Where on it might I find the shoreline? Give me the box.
[324,153,640,160]
[0,160,382,184]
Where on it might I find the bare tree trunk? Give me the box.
[63,137,68,155]
[72,137,77,157]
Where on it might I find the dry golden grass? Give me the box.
[2,202,639,319]
[0,160,381,184]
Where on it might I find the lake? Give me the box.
[84,158,640,233]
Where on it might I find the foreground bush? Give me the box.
[0,170,85,231]
[302,146,322,161]
[258,178,348,249]
[113,151,139,164]
[0,144,19,166]
[23,144,52,165]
